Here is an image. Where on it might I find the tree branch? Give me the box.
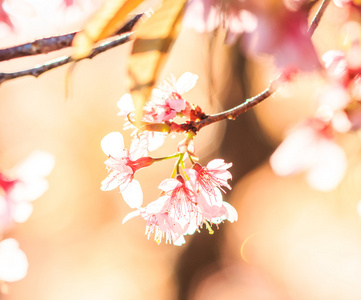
[308,0,331,36]
[0,33,133,84]
[0,13,142,62]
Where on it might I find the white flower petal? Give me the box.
[121,179,143,208]
[223,201,238,222]
[100,174,120,191]
[306,141,347,191]
[117,93,135,117]
[0,239,28,282]
[12,202,33,223]
[14,151,55,179]
[270,127,317,176]
[10,179,49,202]
[122,209,141,224]
[147,132,166,152]
[101,132,125,157]
[146,196,168,214]
[173,235,186,246]
[175,72,198,94]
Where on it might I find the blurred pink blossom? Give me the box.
[183,0,257,43]
[0,239,28,283]
[270,119,347,191]
[250,7,320,74]
[0,0,13,28]
[0,151,54,231]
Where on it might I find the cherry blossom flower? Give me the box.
[0,239,28,283]
[319,49,361,132]
[123,205,188,246]
[101,132,154,208]
[196,189,238,225]
[270,119,347,191]
[186,159,232,196]
[124,173,237,245]
[117,93,166,157]
[0,151,55,231]
[149,72,199,122]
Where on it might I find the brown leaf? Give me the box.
[128,0,188,125]
[72,0,145,59]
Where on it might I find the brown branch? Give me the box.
[308,0,331,36]
[0,13,142,62]
[0,33,133,84]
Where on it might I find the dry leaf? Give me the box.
[128,0,188,125]
[72,0,145,59]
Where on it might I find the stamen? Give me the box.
[205,220,214,235]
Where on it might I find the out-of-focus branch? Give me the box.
[0,13,142,62]
[308,0,331,36]
[0,32,133,84]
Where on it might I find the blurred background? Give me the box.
[1,0,361,299]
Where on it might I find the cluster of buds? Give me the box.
[101,73,237,245]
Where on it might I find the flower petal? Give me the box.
[0,239,28,282]
[122,209,141,224]
[121,179,143,208]
[14,151,55,179]
[101,132,125,157]
[117,93,135,117]
[100,174,120,191]
[175,72,198,94]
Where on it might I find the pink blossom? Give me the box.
[0,239,28,282]
[101,132,154,208]
[117,93,166,156]
[249,7,320,73]
[149,72,198,122]
[187,159,232,194]
[0,151,54,231]
[123,205,187,246]
[0,0,13,29]
[124,174,237,245]
[183,0,257,43]
[270,119,347,191]
[196,190,238,225]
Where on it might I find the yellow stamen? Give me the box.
[205,220,214,235]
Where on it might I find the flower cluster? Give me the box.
[101,73,237,245]
[270,14,361,191]
[0,151,54,286]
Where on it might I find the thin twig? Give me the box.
[0,33,133,84]
[308,0,331,36]
[0,13,142,62]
